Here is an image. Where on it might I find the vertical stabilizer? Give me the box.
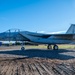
[66,24,75,34]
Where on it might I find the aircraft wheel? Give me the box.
[47,45,52,49]
[53,45,58,50]
[21,47,25,50]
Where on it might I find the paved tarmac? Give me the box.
[0,48,75,75]
[0,49,75,60]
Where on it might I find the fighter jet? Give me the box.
[0,24,75,50]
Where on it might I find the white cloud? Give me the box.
[49,30,66,34]
[37,31,45,33]
[37,30,66,34]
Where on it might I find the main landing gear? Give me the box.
[53,45,58,50]
[47,44,58,50]
[47,45,52,49]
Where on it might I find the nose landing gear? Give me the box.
[21,47,25,50]
[21,41,25,50]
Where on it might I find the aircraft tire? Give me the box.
[21,47,25,50]
[47,45,52,49]
[53,45,58,50]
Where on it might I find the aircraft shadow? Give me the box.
[0,49,75,60]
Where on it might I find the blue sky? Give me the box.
[0,0,75,33]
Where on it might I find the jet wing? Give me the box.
[19,31,74,40]
[49,34,73,40]
[32,34,73,40]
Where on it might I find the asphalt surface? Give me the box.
[0,49,75,60]
[0,48,75,75]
